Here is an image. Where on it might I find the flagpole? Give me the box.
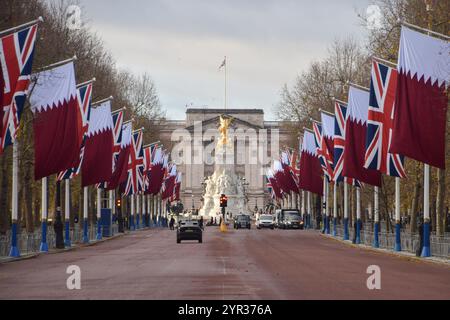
[136,193,141,229]
[307,192,311,229]
[76,77,96,89]
[130,195,135,231]
[394,177,402,251]
[325,181,330,234]
[224,56,227,111]
[333,183,337,237]
[301,191,306,228]
[422,164,431,257]
[9,143,20,257]
[373,186,380,248]
[0,16,43,37]
[343,183,349,240]
[64,179,71,247]
[322,180,327,233]
[92,96,114,107]
[39,177,49,252]
[83,187,89,243]
[96,188,102,240]
[35,55,77,72]
[356,187,361,244]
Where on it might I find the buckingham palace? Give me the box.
[157,108,294,213]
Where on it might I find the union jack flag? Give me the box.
[0,24,38,153]
[313,122,333,182]
[365,61,406,178]
[124,130,144,196]
[333,101,361,187]
[95,109,124,188]
[57,83,93,180]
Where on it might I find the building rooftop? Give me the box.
[186,108,264,115]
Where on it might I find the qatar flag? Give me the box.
[273,160,291,195]
[281,152,299,194]
[299,131,323,196]
[390,27,449,169]
[106,122,132,190]
[267,169,283,200]
[146,148,165,195]
[81,102,114,187]
[162,164,177,201]
[30,62,81,180]
[343,86,382,187]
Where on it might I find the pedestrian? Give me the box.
[316,214,322,230]
[199,216,204,230]
[169,217,175,231]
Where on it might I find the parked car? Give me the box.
[256,215,275,229]
[234,215,251,229]
[177,220,203,243]
[275,209,304,230]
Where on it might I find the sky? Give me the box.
[77,0,373,120]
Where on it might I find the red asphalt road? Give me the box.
[0,227,449,300]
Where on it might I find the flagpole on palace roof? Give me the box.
[0,16,44,37]
[225,56,227,111]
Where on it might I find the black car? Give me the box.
[177,220,203,243]
[234,215,251,229]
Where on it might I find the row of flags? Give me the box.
[267,25,448,199]
[0,20,181,202]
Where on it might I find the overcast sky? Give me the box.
[77,0,372,120]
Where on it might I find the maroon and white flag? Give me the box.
[81,101,114,187]
[390,27,449,169]
[343,86,382,187]
[299,131,323,196]
[30,62,81,180]
[106,122,132,190]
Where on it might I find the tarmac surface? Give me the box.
[0,226,449,300]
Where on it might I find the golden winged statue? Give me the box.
[218,115,233,147]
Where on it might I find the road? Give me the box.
[0,226,449,300]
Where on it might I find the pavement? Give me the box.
[0,227,449,300]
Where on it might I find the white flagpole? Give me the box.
[64,179,71,247]
[322,180,327,233]
[325,181,330,234]
[83,187,89,243]
[333,184,337,236]
[96,188,102,240]
[9,143,20,257]
[307,192,311,229]
[130,194,135,230]
[136,193,141,229]
[373,186,380,248]
[301,191,306,228]
[148,195,152,226]
[0,16,43,37]
[356,187,361,244]
[109,190,114,235]
[224,56,227,111]
[142,194,146,228]
[422,164,431,257]
[343,183,349,240]
[394,177,402,251]
[39,177,49,252]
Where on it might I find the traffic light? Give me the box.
[116,198,121,208]
[220,194,228,208]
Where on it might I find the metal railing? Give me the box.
[0,224,119,257]
[309,219,450,258]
